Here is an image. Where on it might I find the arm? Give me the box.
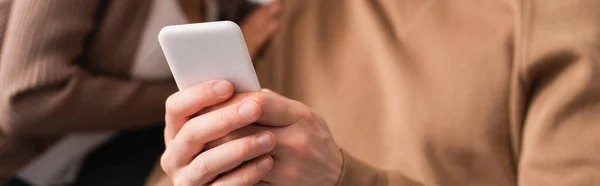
[0,0,177,138]
[516,0,600,185]
[0,1,50,183]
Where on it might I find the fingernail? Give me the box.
[212,80,232,96]
[256,132,272,149]
[269,22,279,31]
[238,101,258,120]
[257,157,272,171]
[269,2,280,13]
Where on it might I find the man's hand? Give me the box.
[161,80,343,185]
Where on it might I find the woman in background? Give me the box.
[0,0,279,185]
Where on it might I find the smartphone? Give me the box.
[158,21,261,92]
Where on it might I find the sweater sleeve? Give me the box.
[0,0,178,138]
[515,0,600,185]
[335,150,424,186]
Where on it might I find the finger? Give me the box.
[257,90,308,127]
[256,0,280,18]
[209,155,273,186]
[205,124,265,150]
[242,2,280,59]
[204,125,289,160]
[251,19,278,47]
[164,80,234,143]
[255,181,272,186]
[255,2,280,37]
[178,132,276,185]
[267,0,281,16]
[267,21,279,34]
[244,1,279,37]
[162,99,262,172]
[203,91,307,127]
[260,158,292,185]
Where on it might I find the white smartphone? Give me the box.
[158,21,261,92]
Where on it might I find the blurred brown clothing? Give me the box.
[0,0,179,183]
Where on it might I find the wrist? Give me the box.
[335,149,387,186]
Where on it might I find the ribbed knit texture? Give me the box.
[0,0,178,183]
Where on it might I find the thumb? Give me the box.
[254,90,307,127]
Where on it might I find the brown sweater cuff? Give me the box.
[336,149,387,186]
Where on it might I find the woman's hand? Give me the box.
[240,1,280,60]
